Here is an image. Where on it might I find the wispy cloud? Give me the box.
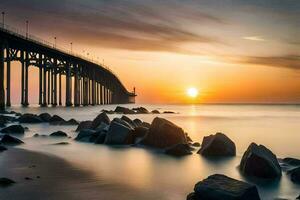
[242,36,266,42]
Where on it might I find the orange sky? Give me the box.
[1,0,300,104]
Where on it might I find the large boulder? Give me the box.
[114,106,135,114]
[288,167,300,184]
[49,115,66,125]
[76,121,92,132]
[133,119,143,127]
[75,129,97,142]
[131,126,148,144]
[94,132,107,144]
[140,117,188,148]
[187,174,260,200]
[240,143,281,179]
[49,131,68,137]
[0,134,24,145]
[197,133,236,157]
[133,107,149,114]
[104,121,133,145]
[1,125,25,134]
[18,113,43,123]
[121,115,137,128]
[91,112,110,129]
[165,143,193,156]
[38,113,52,122]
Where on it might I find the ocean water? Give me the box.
[5,104,300,200]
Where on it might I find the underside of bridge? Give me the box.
[0,26,136,109]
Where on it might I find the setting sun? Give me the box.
[187,87,199,98]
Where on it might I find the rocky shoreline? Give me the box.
[1,107,300,199]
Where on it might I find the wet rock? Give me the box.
[197,133,236,157]
[133,107,149,114]
[121,115,137,128]
[0,115,15,125]
[18,113,43,123]
[0,178,16,187]
[62,119,79,125]
[0,134,24,145]
[165,143,193,156]
[94,132,107,144]
[49,115,66,125]
[0,145,7,151]
[50,131,68,137]
[94,122,109,132]
[1,125,25,134]
[240,143,281,179]
[282,157,300,166]
[114,106,135,114]
[141,117,188,148]
[192,142,200,147]
[133,119,143,127]
[104,121,133,145]
[141,122,151,128]
[76,121,92,132]
[163,111,175,114]
[187,174,260,200]
[112,118,134,129]
[151,110,160,114]
[75,129,96,142]
[52,142,69,145]
[38,113,52,122]
[91,112,110,129]
[24,177,33,180]
[132,127,148,138]
[288,167,300,184]
[297,194,300,199]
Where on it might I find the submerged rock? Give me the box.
[133,107,149,114]
[18,113,43,123]
[104,121,133,145]
[49,115,66,125]
[91,112,110,129]
[240,143,281,179]
[38,113,52,122]
[141,117,188,148]
[0,145,7,151]
[197,133,236,157]
[62,119,79,125]
[192,142,200,147]
[288,167,300,184]
[165,143,193,156]
[151,110,160,114]
[1,125,25,134]
[0,134,24,145]
[187,174,260,200]
[114,106,135,114]
[282,157,300,166]
[52,142,70,145]
[0,178,16,187]
[50,131,68,137]
[76,121,92,132]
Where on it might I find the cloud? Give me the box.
[242,36,266,42]
[240,55,300,70]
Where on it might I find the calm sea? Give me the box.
[6,104,300,200]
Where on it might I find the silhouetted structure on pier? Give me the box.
[0,25,136,109]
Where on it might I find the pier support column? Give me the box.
[42,67,47,106]
[53,67,57,106]
[6,48,11,107]
[65,64,72,106]
[59,73,62,105]
[38,55,42,106]
[92,78,95,106]
[21,51,25,105]
[47,69,50,105]
[0,44,5,110]
[24,52,29,106]
[100,84,103,105]
[74,68,79,107]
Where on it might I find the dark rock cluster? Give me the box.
[101,106,176,115]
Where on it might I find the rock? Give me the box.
[49,115,66,125]
[18,113,43,123]
[104,121,133,145]
[94,132,107,144]
[282,157,300,166]
[188,174,260,200]
[114,106,135,114]
[112,118,134,129]
[133,119,143,127]
[1,125,25,134]
[75,129,97,142]
[76,121,92,132]
[0,134,24,145]
[50,131,68,137]
[192,142,200,147]
[297,194,300,199]
[132,127,148,138]
[197,133,236,157]
[141,117,188,148]
[141,122,151,128]
[91,112,110,129]
[0,115,14,125]
[163,111,175,114]
[288,167,300,184]
[151,110,160,114]
[38,113,52,122]
[165,143,193,156]
[24,177,33,180]
[0,178,16,187]
[0,145,7,151]
[33,133,40,137]
[240,143,281,179]
[52,142,70,145]
[62,119,79,125]
[94,122,109,132]
[133,107,149,114]
[121,115,137,128]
